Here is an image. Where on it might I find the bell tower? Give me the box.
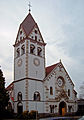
[13,11,46,113]
[14,13,46,81]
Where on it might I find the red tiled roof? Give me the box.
[46,63,59,76]
[21,13,36,36]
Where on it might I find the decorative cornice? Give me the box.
[13,37,27,47]
[28,37,46,46]
[14,77,43,83]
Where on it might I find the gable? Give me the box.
[45,61,74,87]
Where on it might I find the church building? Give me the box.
[7,9,78,115]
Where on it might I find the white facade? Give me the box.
[13,13,77,115]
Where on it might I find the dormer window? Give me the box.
[30,44,35,54]
[20,37,22,41]
[37,47,42,56]
[32,36,33,39]
[17,48,20,57]
[35,30,37,34]
[20,31,22,34]
[21,45,25,55]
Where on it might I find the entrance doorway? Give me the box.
[59,101,67,116]
[17,102,23,114]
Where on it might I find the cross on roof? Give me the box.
[28,1,32,13]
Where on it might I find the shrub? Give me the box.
[29,110,38,119]
[16,110,38,119]
[22,111,29,119]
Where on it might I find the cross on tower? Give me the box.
[28,2,32,13]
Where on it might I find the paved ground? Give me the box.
[40,116,81,120]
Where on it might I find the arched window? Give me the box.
[30,44,35,54]
[37,47,42,56]
[34,91,40,101]
[17,92,22,101]
[50,87,53,95]
[17,48,20,57]
[68,89,70,97]
[21,45,25,55]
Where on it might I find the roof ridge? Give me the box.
[46,62,59,68]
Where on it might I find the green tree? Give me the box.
[0,68,9,113]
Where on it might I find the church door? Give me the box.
[59,101,67,116]
[17,102,23,114]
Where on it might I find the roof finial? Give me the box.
[28,1,32,13]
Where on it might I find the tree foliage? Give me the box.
[0,68,9,113]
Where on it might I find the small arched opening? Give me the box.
[34,91,40,101]
[21,45,25,55]
[59,101,67,116]
[37,47,42,57]
[30,44,35,54]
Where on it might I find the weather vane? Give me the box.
[28,1,32,13]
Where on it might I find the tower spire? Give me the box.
[28,1,32,13]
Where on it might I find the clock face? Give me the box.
[17,58,22,67]
[33,58,40,66]
[57,78,63,87]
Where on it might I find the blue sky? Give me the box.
[0,0,84,96]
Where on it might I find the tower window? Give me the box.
[30,44,35,54]
[35,36,37,41]
[68,89,70,97]
[21,45,25,55]
[37,47,42,56]
[50,87,53,95]
[34,91,40,101]
[17,92,22,101]
[17,48,20,57]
